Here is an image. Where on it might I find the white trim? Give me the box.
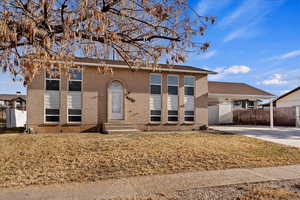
[184,75,195,122]
[167,74,179,122]
[24,59,215,74]
[149,73,162,122]
[67,67,83,123]
[208,93,276,99]
[44,66,61,124]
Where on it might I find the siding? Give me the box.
[277,89,300,108]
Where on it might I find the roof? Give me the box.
[0,94,26,101]
[274,86,300,102]
[208,81,274,97]
[50,57,217,74]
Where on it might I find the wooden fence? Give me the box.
[233,107,296,127]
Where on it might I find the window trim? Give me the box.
[67,67,83,124]
[44,66,61,124]
[167,74,179,122]
[149,73,162,123]
[184,75,195,122]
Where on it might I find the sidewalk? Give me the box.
[1,164,300,200]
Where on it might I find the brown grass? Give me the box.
[1,132,300,188]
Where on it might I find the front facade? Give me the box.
[27,59,214,133]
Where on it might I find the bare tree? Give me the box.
[0,0,215,83]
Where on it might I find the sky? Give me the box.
[0,0,300,96]
[185,0,300,96]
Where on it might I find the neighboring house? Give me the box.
[208,81,274,125]
[0,94,27,128]
[0,94,26,110]
[27,58,216,133]
[263,86,300,108]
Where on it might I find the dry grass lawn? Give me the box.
[1,132,300,188]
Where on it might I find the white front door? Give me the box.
[111,81,123,120]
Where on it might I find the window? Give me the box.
[44,91,60,122]
[233,101,241,106]
[15,101,22,109]
[247,101,255,109]
[67,92,82,122]
[242,100,246,109]
[69,68,82,91]
[46,67,60,91]
[168,75,178,121]
[184,76,195,122]
[68,67,82,122]
[150,74,162,122]
[45,67,60,122]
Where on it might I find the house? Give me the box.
[0,93,26,110]
[208,81,275,125]
[26,58,216,133]
[264,86,300,108]
[0,94,27,128]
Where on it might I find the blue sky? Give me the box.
[0,0,300,96]
[185,0,300,96]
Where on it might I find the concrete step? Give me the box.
[103,123,140,134]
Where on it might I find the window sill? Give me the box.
[148,122,161,125]
[166,121,179,124]
[183,121,195,125]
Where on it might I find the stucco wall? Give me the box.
[27,65,208,133]
[277,89,300,108]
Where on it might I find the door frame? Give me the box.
[107,79,126,122]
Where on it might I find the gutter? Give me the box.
[208,93,276,99]
[22,59,217,75]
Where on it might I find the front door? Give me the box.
[111,81,124,120]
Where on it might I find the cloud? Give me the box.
[200,50,217,59]
[223,27,249,42]
[196,0,232,16]
[275,50,300,60]
[209,65,251,80]
[225,65,251,74]
[258,74,288,85]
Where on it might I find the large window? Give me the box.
[45,67,60,122]
[68,67,82,122]
[150,74,162,122]
[168,75,179,122]
[184,76,195,122]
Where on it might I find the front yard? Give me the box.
[1,132,300,188]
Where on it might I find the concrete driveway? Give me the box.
[211,125,300,148]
